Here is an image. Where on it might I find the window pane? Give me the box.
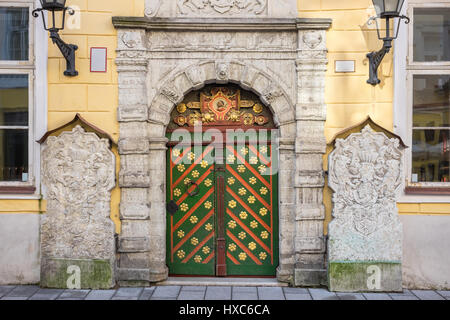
[413,75,450,128]
[0,129,28,182]
[413,8,450,62]
[0,7,29,61]
[412,129,450,182]
[0,74,28,126]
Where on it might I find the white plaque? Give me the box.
[335,60,355,73]
[90,47,107,73]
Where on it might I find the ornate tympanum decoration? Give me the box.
[40,126,116,288]
[169,85,274,130]
[328,125,403,262]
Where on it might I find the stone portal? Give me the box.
[114,0,332,287]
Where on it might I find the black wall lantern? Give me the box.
[33,0,78,76]
[367,0,410,85]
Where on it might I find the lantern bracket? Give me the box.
[32,6,78,77]
[366,15,410,85]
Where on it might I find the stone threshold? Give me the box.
[156,277,289,287]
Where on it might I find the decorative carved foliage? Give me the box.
[328,126,403,261]
[147,31,296,51]
[121,31,142,49]
[145,0,161,17]
[302,32,323,50]
[177,0,267,16]
[41,126,116,259]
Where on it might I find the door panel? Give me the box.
[166,145,216,275]
[224,143,278,276]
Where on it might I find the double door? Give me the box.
[166,141,278,276]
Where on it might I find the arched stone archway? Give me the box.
[113,16,331,286]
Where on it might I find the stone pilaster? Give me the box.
[115,29,159,285]
[294,25,331,286]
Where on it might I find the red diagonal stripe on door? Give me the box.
[227,208,271,254]
[173,146,214,188]
[227,251,240,265]
[227,230,262,265]
[173,209,214,252]
[176,166,213,206]
[248,145,271,167]
[173,187,215,231]
[173,146,193,165]
[182,232,214,264]
[227,186,271,232]
[226,145,270,189]
[203,251,215,264]
[226,165,271,210]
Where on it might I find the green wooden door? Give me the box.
[166,141,278,276]
[166,145,216,275]
[224,143,279,276]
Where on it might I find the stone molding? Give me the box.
[114,17,331,286]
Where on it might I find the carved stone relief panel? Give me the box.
[327,125,404,292]
[40,126,116,289]
[145,0,297,18]
[147,31,296,52]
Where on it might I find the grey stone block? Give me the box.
[85,290,116,300]
[295,269,327,287]
[232,292,258,300]
[257,287,285,300]
[0,286,15,298]
[328,262,402,292]
[58,289,90,300]
[411,290,445,300]
[362,293,392,300]
[112,296,139,300]
[151,286,181,299]
[114,287,144,298]
[6,285,39,298]
[233,286,257,293]
[336,293,366,300]
[283,287,309,294]
[309,288,339,300]
[40,258,115,289]
[139,287,155,300]
[29,289,64,300]
[285,294,312,300]
[178,291,205,300]
[2,296,29,300]
[181,286,207,292]
[205,286,231,300]
[437,290,450,298]
[389,294,419,300]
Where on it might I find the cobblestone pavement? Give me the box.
[0,285,449,300]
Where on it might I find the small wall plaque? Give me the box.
[335,60,355,73]
[90,47,107,73]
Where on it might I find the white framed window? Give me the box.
[0,0,47,198]
[395,0,450,201]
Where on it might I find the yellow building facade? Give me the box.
[0,0,449,289]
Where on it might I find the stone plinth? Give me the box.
[327,125,404,292]
[40,126,116,289]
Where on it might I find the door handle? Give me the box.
[187,181,200,197]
